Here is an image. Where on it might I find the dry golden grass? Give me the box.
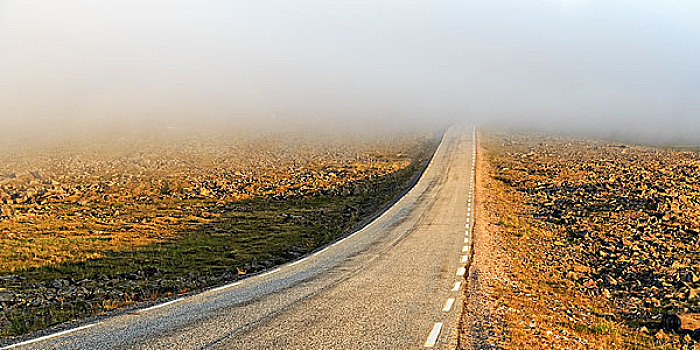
[0,203,210,273]
[0,131,422,274]
[480,137,679,349]
[1,130,438,338]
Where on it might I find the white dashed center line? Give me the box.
[424,129,477,349]
[442,298,455,312]
[456,267,466,276]
[424,322,443,348]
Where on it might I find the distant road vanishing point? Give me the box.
[4,126,476,350]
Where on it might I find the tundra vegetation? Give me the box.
[0,128,438,338]
[482,132,700,349]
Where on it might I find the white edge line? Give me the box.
[210,129,449,293]
[287,255,309,267]
[259,267,282,277]
[312,245,330,257]
[138,297,184,313]
[424,322,443,347]
[301,129,447,261]
[457,267,466,276]
[210,280,243,292]
[452,281,462,291]
[1,324,96,350]
[461,255,468,263]
[2,129,454,350]
[462,245,469,252]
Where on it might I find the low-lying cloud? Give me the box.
[1,0,699,142]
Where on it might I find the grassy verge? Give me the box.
[0,140,436,339]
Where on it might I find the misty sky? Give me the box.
[1,1,699,141]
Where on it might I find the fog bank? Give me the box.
[1,1,699,142]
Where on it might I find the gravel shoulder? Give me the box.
[458,132,508,349]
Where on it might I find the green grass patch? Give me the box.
[0,144,435,338]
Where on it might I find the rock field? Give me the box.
[0,129,436,338]
[491,133,700,347]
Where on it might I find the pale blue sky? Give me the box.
[1,0,699,140]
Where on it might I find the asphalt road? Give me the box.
[4,126,475,350]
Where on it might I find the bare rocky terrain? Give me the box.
[0,128,437,338]
[472,131,700,349]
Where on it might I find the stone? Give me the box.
[680,314,700,331]
[0,204,12,218]
[661,314,682,331]
[691,328,700,341]
[688,289,700,302]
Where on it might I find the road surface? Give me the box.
[3,126,476,350]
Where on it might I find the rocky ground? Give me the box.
[473,131,700,349]
[0,128,438,338]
